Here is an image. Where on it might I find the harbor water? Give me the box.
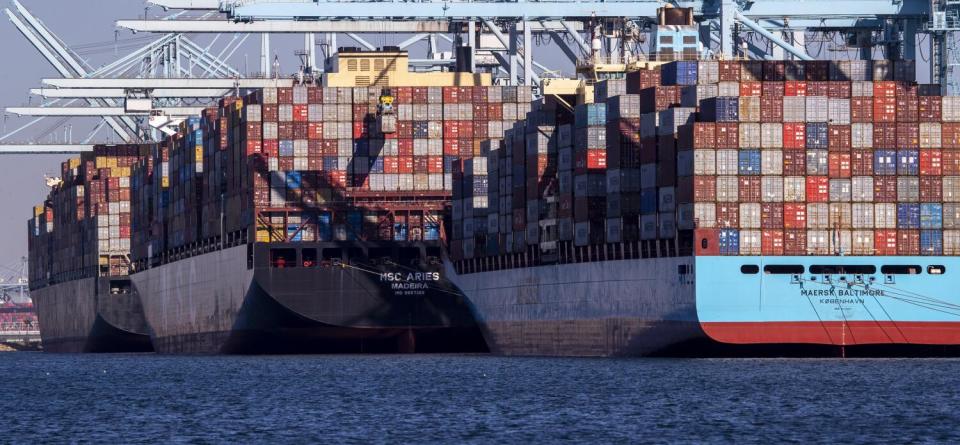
[4,353,959,443]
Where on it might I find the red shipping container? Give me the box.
[692,123,716,148]
[873,176,898,202]
[442,87,460,103]
[308,140,322,157]
[784,81,807,96]
[828,125,852,151]
[874,230,898,255]
[782,123,806,149]
[828,82,851,98]
[873,123,898,148]
[263,105,279,121]
[783,151,806,175]
[918,96,942,122]
[806,81,830,97]
[897,230,920,256]
[395,87,412,104]
[740,81,762,97]
[263,139,279,157]
[760,96,783,122]
[278,123,294,139]
[695,229,720,256]
[293,122,308,139]
[427,156,444,173]
[293,105,308,122]
[896,96,919,123]
[458,86,474,102]
[472,103,488,120]
[459,138,475,157]
[398,139,414,156]
[443,121,460,138]
[761,230,785,255]
[874,81,897,98]
[694,176,717,201]
[473,121,488,140]
[944,150,960,175]
[873,97,897,122]
[850,97,873,123]
[738,177,761,202]
[851,149,874,175]
[458,121,474,139]
[944,123,960,149]
[277,87,293,104]
[784,229,808,255]
[920,149,943,176]
[828,153,852,178]
[398,157,414,174]
[761,203,784,228]
[384,157,399,174]
[897,122,920,148]
[806,176,829,202]
[308,123,323,139]
[718,62,740,82]
[895,82,918,97]
[352,122,367,139]
[762,81,785,97]
[397,121,413,139]
[352,104,368,120]
[245,139,262,155]
[322,140,338,156]
[783,203,807,229]
[717,203,740,228]
[920,176,942,201]
[716,123,739,148]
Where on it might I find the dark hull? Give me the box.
[133,242,487,354]
[31,277,153,353]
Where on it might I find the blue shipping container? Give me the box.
[701,97,739,122]
[719,229,740,255]
[287,225,303,242]
[897,149,919,175]
[575,103,607,126]
[874,150,897,175]
[738,150,762,175]
[285,171,302,189]
[370,157,385,173]
[897,203,921,228]
[318,213,332,241]
[640,189,658,214]
[805,123,828,149]
[920,203,943,229]
[662,61,698,86]
[921,230,943,255]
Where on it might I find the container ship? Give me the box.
[31,49,534,353]
[27,147,154,352]
[445,41,960,354]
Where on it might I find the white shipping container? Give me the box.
[944,203,960,228]
[694,149,716,175]
[829,179,851,202]
[760,123,783,148]
[717,81,739,97]
[851,81,874,97]
[873,203,896,228]
[716,176,739,202]
[739,229,761,255]
[897,177,919,202]
[808,230,830,254]
[761,176,784,202]
[739,203,761,228]
[807,203,830,229]
[852,203,874,228]
[851,123,873,148]
[851,230,875,255]
[944,176,960,202]
[782,97,806,122]
[919,122,942,148]
[827,98,851,125]
[761,150,783,175]
[716,149,739,175]
[805,96,829,122]
[740,123,761,147]
[945,230,960,255]
[806,150,829,175]
[781,176,805,202]
[850,176,873,202]
[943,96,960,122]
[694,202,716,228]
[829,203,853,228]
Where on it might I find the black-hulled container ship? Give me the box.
[27,148,154,353]
[31,49,536,353]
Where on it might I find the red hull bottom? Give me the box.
[701,321,960,346]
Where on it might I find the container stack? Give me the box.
[29,145,150,285]
[573,102,607,246]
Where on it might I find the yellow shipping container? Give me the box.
[161,176,170,188]
[256,229,270,243]
[68,158,81,169]
[34,205,44,217]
